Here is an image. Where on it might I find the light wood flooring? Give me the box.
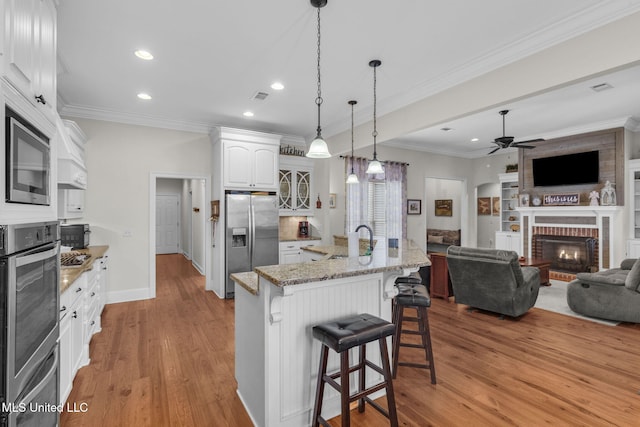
[61,254,640,426]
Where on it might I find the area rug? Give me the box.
[534,280,619,326]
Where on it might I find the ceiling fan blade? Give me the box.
[513,138,545,145]
[487,146,501,155]
[513,145,535,149]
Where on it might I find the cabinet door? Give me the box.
[252,145,278,189]
[280,250,302,265]
[59,315,73,404]
[3,0,38,97]
[223,143,252,188]
[279,170,293,210]
[295,170,311,211]
[70,303,85,373]
[34,0,57,121]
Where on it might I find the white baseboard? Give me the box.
[192,259,205,275]
[107,288,152,304]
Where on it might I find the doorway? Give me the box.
[149,173,211,299]
[424,177,467,249]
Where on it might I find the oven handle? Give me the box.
[17,348,58,408]
[15,245,58,268]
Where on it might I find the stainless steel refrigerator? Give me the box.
[225,191,279,298]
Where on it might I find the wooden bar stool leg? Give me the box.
[358,344,366,413]
[392,305,404,379]
[420,306,437,384]
[340,350,350,427]
[312,346,329,427]
[379,337,399,427]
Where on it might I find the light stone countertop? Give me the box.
[255,239,429,288]
[230,272,259,295]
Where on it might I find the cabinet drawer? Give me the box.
[60,275,87,319]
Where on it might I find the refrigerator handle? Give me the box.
[248,204,254,266]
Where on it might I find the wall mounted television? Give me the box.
[532,150,599,187]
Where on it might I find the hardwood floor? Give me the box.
[62,254,640,426]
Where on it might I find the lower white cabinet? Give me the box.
[495,231,521,254]
[279,240,320,264]
[628,240,640,258]
[59,254,108,405]
[59,274,87,405]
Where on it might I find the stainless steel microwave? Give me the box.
[5,107,51,205]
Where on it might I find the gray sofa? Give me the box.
[446,246,540,318]
[567,258,640,323]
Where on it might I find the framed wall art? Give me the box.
[407,199,422,215]
[491,197,500,216]
[477,197,490,215]
[434,199,452,216]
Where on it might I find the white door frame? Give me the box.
[149,172,211,299]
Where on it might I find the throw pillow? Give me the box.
[428,235,444,244]
[620,258,638,270]
[625,259,640,291]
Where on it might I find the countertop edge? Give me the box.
[230,272,259,295]
[60,245,110,294]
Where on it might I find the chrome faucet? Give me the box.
[355,224,374,255]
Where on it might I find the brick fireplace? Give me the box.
[517,206,623,281]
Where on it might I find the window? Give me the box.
[368,181,386,237]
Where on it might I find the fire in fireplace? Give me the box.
[533,235,597,273]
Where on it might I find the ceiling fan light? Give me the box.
[306,136,331,158]
[346,173,359,184]
[366,159,384,174]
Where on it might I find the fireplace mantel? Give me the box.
[516,205,623,271]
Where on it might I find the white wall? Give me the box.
[70,118,211,303]
[476,182,500,248]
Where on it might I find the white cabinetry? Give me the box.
[58,189,85,219]
[2,0,57,124]
[279,240,320,264]
[495,172,521,254]
[223,140,279,190]
[59,275,87,405]
[279,156,313,215]
[59,252,109,405]
[495,231,521,254]
[627,159,640,257]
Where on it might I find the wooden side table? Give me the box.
[519,258,551,286]
[430,252,453,301]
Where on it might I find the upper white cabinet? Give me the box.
[627,159,640,257]
[223,140,279,190]
[2,0,57,124]
[279,156,313,215]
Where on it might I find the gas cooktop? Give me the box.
[60,251,91,267]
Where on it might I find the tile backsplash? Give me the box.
[279,216,309,240]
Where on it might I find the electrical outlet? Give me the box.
[123,230,133,237]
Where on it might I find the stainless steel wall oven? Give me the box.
[1,222,60,427]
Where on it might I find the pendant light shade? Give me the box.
[366,59,383,174]
[306,0,331,159]
[346,100,359,184]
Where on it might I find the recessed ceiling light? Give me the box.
[440,127,453,132]
[134,50,154,60]
[471,138,479,142]
[243,111,254,117]
[270,82,284,90]
[137,93,152,100]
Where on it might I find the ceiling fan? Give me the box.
[488,110,544,154]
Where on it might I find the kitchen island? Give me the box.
[231,239,429,427]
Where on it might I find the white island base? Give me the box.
[234,268,414,427]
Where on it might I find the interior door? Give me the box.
[156,194,180,254]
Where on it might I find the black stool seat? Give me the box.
[395,283,431,307]
[313,314,396,353]
[312,313,398,427]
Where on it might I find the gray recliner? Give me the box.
[567,258,640,323]
[446,246,540,318]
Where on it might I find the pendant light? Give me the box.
[366,59,384,174]
[306,0,331,158]
[346,100,359,184]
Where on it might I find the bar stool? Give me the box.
[392,281,437,384]
[312,313,398,427]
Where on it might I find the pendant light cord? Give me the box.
[350,100,356,174]
[372,62,378,160]
[315,7,323,137]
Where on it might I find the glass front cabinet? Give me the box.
[279,156,313,216]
